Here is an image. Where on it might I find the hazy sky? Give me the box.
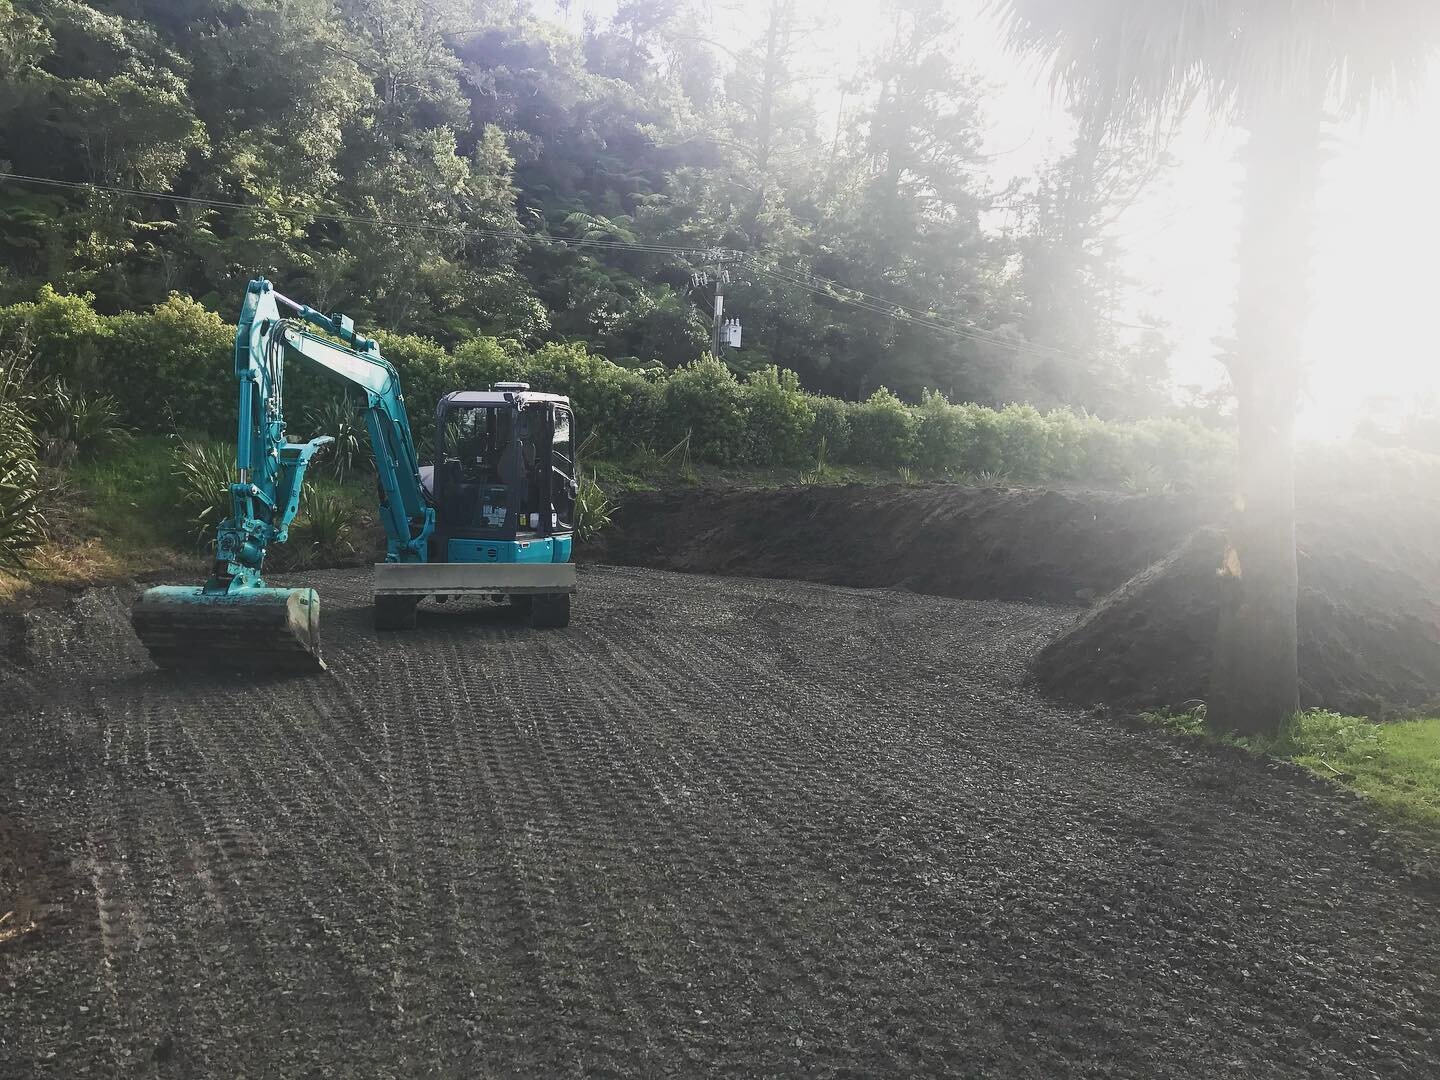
[539,0,1440,434]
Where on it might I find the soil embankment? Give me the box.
[590,484,1216,605]
[595,483,1440,713]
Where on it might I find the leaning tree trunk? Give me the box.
[1208,96,1324,737]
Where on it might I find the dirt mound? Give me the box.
[1036,495,1440,715]
[592,483,1216,605]
[595,482,1440,714]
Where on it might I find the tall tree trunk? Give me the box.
[748,0,783,248]
[1208,95,1323,736]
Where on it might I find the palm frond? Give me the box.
[987,0,1440,124]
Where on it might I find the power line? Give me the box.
[743,260,1030,353]
[739,255,1081,361]
[740,254,1035,353]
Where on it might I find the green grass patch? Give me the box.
[1145,708,1440,833]
[65,434,187,554]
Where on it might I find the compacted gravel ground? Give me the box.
[1,565,1438,1078]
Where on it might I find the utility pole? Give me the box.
[711,270,725,359]
[692,250,742,359]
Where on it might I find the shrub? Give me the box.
[953,403,1004,474]
[808,394,852,461]
[287,485,355,567]
[740,366,814,466]
[370,331,456,430]
[661,357,747,465]
[0,285,110,387]
[992,404,1053,482]
[914,390,968,474]
[108,295,234,436]
[30,380,131,468]
[1129,417,1233,492]
[848,387,916,467]
[171,436,234,547]
[1048,410,1132,485]
[452,335,524,395]
[303,397,367,482]
[573,470,615,541]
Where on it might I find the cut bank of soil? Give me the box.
[594,483,1440,713]
[590,483,1216,605]
[2,566,1439,1077]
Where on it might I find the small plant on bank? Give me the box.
[797,436,830,486]
[973,468,1010,489]
[31,379,132,468]
[658,431,697,484]
[1121,462,1174,495]
[574,470,615,541]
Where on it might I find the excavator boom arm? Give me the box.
[131,277,431,673]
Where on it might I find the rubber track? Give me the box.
[2,567,1439,1078]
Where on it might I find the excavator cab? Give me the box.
[376,382,578,629]
[426,385,577,549]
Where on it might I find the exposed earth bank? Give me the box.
[592,483,1440,713]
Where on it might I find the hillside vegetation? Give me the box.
[0,0,1176,414]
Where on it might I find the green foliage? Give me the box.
[740,366,815,466]
[107,295,233,435]
[0,0,1173,411]
[573,470,616,542]
[288,485,354,568]
[303,398,366,483]
[808,395,852,461]
[170,435,233,548]
[0,397,43,568]
[0,285,110,386]
[30,379,130,468]
[0,283,1237,489]
[847,388,917,467]
[1144,707,1440,834]
[1274,712,1440,831]
[0,334,45,567]
[914,390,969,473]
[661,358,747,465]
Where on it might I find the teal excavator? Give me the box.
[131,278,578,672]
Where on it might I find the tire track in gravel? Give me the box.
[595,603,992,1075]
[4,565,1440,1079]
[647,588,1404,1077]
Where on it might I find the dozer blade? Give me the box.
[131,586,325,674]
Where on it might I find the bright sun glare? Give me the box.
[548,0,1440,436]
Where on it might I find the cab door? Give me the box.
[550,405,577,532]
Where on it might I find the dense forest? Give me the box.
[0,0,1173,414]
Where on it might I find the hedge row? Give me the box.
[0,288,1234,489]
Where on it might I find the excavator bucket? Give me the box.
[131,585,325,673]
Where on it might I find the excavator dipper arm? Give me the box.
[131,278,429,673]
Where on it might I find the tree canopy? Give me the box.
[0,0,1173,415]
